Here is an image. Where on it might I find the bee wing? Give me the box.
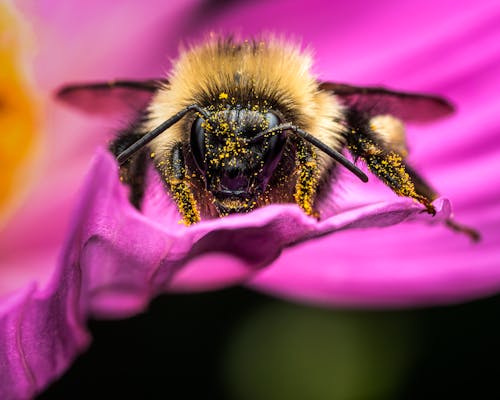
[319,82,454,122]
[56,79,167,117]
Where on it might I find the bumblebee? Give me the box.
[57,37,478,240]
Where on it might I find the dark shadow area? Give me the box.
[38,288,500,399]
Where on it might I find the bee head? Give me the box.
[190,106,287,214]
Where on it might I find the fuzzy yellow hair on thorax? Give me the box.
[147,37,345,168]
[169,38,317,117]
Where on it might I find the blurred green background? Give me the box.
[39,288,500,399]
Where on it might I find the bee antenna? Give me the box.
[117,104,209,165]
[252,123,369,182]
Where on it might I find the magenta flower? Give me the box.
[2,0,500,398]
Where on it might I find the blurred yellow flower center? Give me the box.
[0,2,39,221]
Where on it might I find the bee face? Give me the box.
[190,106,286,214]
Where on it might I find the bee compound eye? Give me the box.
[265,111,281,129]
[262,111,286,162]
[190,117,206,171]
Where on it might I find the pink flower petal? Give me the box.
[0,269,89,399]
[1,145,444,397]
[73,150,451,309]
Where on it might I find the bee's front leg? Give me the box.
[346,113,480,241]
[346,114,435,214]
[294,141,320,218]
[155,143,201,225]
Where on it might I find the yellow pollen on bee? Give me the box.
[170,180,200,225]
[218,92,229,100]
[294,144,320,218]
[150,152,155,158]
[219,121,229,134]
[366,147,431,210]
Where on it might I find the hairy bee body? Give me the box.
[146,39,344,218]
[57,37,479,240]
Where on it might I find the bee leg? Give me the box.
[109,133,147,209]
[294,141,320,218]
[156,143,200,225]
[346,116,480,241]
[346,125,436,213]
